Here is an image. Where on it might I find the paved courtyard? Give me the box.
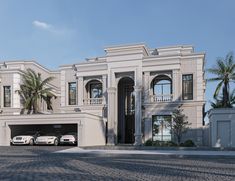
[0,146,235,181]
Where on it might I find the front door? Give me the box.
[118,77,135,144]
[125,115,135,143]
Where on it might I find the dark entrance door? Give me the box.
[125,115,135,143]
[118,77,135,144]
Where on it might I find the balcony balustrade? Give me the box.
[83,98,103,105]
[150,94,173,102]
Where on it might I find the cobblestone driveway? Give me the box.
[0,146,235,181]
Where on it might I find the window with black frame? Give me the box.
[152,115,172,141]
[68,82,76,105]
[3,86,11,107]
[182,74,193,100]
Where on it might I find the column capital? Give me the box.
[107,87,116,93]
[144,71,150,76]
[134,86,142,92]
[173,69,180,74]
[102,74,107,79]
[77,76,83,81]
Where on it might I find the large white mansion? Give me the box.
[0,43,206,146]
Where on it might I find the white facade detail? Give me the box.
[209,109,235,148]
[13,73,21,109]
[0,43,206,146]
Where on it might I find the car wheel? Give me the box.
[54,139,59,146]
[29,139,34,146]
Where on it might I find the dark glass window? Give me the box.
[68,82,76,105]
[152,115,171,141]
[182,74,193,100]
[3,86,11,107]
[90,83,102,98]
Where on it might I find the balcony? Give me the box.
[150,94,173,102]
[83,98,103,105]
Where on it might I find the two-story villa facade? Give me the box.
[0,43,206,146]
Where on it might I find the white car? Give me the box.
[12,131,41,145]
[60,132,77,145]
[35,133,59,146]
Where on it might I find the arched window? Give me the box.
[90,82,102,98]
[151,75,172,102]
[85,80,102,104]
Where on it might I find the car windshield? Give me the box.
[43,133,56,136]
[19,131,38,136]
[64,132,77,136]
[40,133,60,137]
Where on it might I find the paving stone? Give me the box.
[0,146,234,181]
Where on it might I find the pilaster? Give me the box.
[172,69,180,101]
[107,87,116,145]
[134,85,142,146]
[144,71,150,103]
[77,76,84,106]
[102,75,107,105]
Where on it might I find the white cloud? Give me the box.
[32,20,74,37]
[33,20,52,30]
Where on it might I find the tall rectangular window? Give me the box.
[152,115,172,141]
[182,74,193,100]
[3,86,11,107]
[68,82,77,105]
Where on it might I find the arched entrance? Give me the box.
[117,77,135,144]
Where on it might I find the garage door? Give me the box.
[10,124,78,145]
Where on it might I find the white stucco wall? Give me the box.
[0,113,105,147]
[209,108,235,148]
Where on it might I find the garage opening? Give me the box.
[10,124,78,146]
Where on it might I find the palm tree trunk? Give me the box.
[223,81,229,107]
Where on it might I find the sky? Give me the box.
[0,0,235,115]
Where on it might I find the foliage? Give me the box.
[144,139,153,146]
[210,89,235,108]
[179,139,195,147]
[16,68,56,114]
[171,108,191,145]
[144,139,177,147]
[207,52,235,108]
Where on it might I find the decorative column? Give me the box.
[77,76,84,106]
[102,75,107,105]
[134,85,142,146]
[107,87,116,145]
[144,72,150,103]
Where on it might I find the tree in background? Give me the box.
[171,107,191,145]
[16,68,56,114]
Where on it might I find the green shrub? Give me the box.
[181,139,195,147]
[144,139,153,146]
[166,141,177,147]
[144,139,178,147]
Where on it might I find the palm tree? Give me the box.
[207,52,235,107]
[17,68,56,114]
[210,89,235,108]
